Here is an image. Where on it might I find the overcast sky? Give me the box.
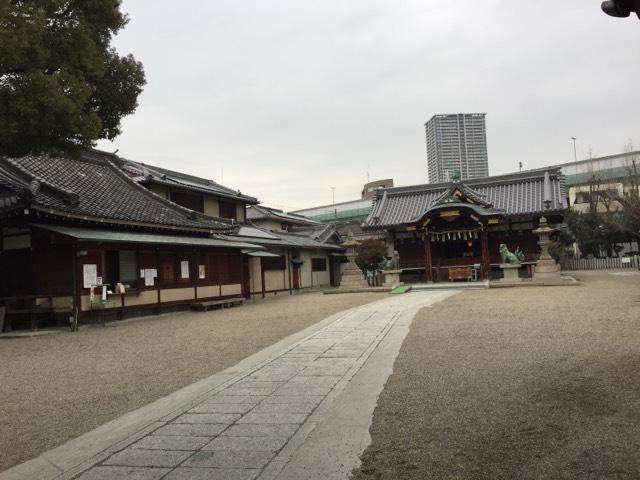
[97,1,640,210]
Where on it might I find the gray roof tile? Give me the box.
[0,152,235,233]
[365,168,567,229]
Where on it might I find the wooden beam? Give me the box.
[481,228,490,280]
[424,232,433,282]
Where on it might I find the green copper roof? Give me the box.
[32,224,263,250]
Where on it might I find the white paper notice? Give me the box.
[180,261,189,279]
[198,264,206,279]
[144,269,155,287]
[83,264,97,289]
[140,269,145,278]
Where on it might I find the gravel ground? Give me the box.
[352,271,640,480]
[0,291,383,472]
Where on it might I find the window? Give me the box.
[169,190,204,213]
[104,250,137,286]
[311,258,327,272]
[219,199,237,220]
[119,251,138,283]
[262,256,286,271]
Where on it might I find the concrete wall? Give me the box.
[297,250,331,288]
[204,197,220,217]
[149,184,170,199]
[221,284,242,296]
[197,285,220,299]
[236,203,246,223]
[79,282,243,312]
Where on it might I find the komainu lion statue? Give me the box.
[499,243,525,264]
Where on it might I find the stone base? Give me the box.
[339,272,369,289]
[534,259,562,281]
[382,270,402,287]
[499,264,522,283]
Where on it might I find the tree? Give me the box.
[612,158,640,241]
[0,0,145,157]
[355,239,387,272]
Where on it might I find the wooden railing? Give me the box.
[561,255,640,271]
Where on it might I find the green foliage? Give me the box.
[564,210,626,257]
[0,0,145,157]
[355,239,387,272]
[614,159,640,240]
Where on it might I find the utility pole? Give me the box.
[571,137,577,162]
[330,187,336,219]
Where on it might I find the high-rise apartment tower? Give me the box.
[425,113,489,183]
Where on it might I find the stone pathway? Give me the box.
[22,291,455,480]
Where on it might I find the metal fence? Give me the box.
[561,255,640,271]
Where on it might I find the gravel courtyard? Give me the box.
[0,291,383,472]
[352,271,640,480]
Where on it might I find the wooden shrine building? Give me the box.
[0,150,261,329]
[363,168,568,282]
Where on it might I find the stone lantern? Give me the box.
[533,216,561,280]
[339,235,369,289]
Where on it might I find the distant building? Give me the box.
[361,179,394,200]
[554,150,640,215]
[426,113,489,183]
[289,179,394,239]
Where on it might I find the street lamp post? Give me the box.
[571,137,577,162]
[330,187,336,219]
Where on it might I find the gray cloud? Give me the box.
[98,0,640,210]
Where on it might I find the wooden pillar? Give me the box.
[424,232,433,282]
[481,228,490,280]
[287,249,292,294]
[260,258,266,299]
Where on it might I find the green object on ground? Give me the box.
[390,285,411,294]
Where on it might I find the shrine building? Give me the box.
[363,168,568,282]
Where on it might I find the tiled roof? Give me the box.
[119,155,258,205]
[0,152,235,233]
[365,168,567,229]
[247,205,319,226]
[234,224,342,251]
[289,224,341,243]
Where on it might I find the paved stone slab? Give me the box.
[9,291,456,480]
[173,413,241,424]
[189,402,255,414]
[233,380,284,390]
[273,385,334,396]
[236,413,307,424]
[129,435,211,451]
[222,387,280,397]
[152,423,228,437]
[102,449,192,468]
[206,395,266,404]
[222,424,299,438]
[203,436,288,452]
[245,368,298,382]
[262,395,324,405]
[75,466,170,480]
[183,450,274,469]
[252,402,317,414]
[164,467,260,480]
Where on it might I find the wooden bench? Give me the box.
[448,267,472,282]
[191,297,244,312]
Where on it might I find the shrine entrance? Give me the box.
[404,181,505,282]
